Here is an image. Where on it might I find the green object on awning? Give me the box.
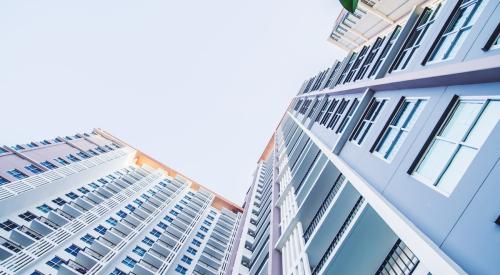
[339,0,359,13]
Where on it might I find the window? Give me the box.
[320,99,338,125]
[175,205,183,211]
[483,24,500,51]
[327,99,349,130]
[106,217,118,226]
[46,256,65,270]
[196,232,205,239]
[200,226,209,232]
[164,216,174,222]
[12,145,24,151]
[207,215,214,221]
[65,244,81,256]
[77,152,90,159]
[116,210,127,218]
[337,99,359,134]
[150,229,161,237]
[7,169,28,180]
[65,136,73,141]
[392,4,442,71]
[175,265,188,274]
[89,182,99,189]
[122,256,137,268]
[336,53,358,85]
[96,147,106,153]
[105,145,114,151]
[413,99,499,194]
[186,247,197,255]
[0,220,19,231]
[369,26,402,78]
[192,239,201,247]
[37,204,53,213]
[25,164,43,174]
[81,234,95,244]
[428,0,486,62]
[110,268,127,275]
[97,178,109,184]
[66,192,79,199]
[52,197,67,206]
[315,99,330,122]
[203,220,211,226]
[355,37,385,81]
[0,147,7,154]
[41,140,51,145]
[307,100,320,118]
[158,222,168,229]
[41,161,58,170]
[374,99,427,161]
[141,194,150,200]
[133,246,146,256]
[31,270,44,275]
[67,154,80,162]
[19,211,38,222]
[126,204,136,212]
[343,46,369,83]
[94,225,107,235]
[133,199,143,206]
[27,142,38,148]
[78,187,90,194]
[0,176,10,185]
[170,210,179,216]
[142,237,154,246]
[181,255,192,264]
[351,98,387,145]
[55,157,70,166]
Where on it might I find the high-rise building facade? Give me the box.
[229,0,499,275]
[0,129,242,275]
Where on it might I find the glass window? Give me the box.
[351,98,387,145]
[392,4,442,71]
[307,100,320,118]
[41,161,58,170]
[355,37,385,81]
[7,169,28,180]
[413,99,499,194]
[89,182,99,189]
[81,234,95,244]
[320,99,339,125]
[122,256,137,268]
[116,210,127,218]
[315,99,330,123]
[19,211,38,222]
[327,99,350,130]
[374,99,427,161]
[41,140,51,145]
[94,225,107,235]
[150,229,161,237]
[46,256,65,270]
[344,46,369,83]
[0,220,19,231]
[192,239,201,247]
[164,216,174,222]
[324,62,341,88]
[142,237,154,246]
[175,265,188,274]
[37,204,53,213]
[52,197,67,206]
[337,99,359,134]
[25,164,43,174]
[78,187,90,194]
[187,247,197,255]
[133,246,146,256]
[196,232,205,239]
[0,176,10,185]
[77,152,90,159]
[158,222,168,229]
[55,157,70,166]
[369,26,402,78]
[429,0,486,62]
[66,192,79,199]
[65,244,81,256]
[110,268,127,275]
[181,255,192,264]
[67,154,80,162]
[0,147,7,154]
[106,217,118,226]
[336,53,358,86]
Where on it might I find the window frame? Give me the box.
[350,98,389,146]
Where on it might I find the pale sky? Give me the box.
[0,0,345,204]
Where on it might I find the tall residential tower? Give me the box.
[0,129,242,275]
[229,0,500,274]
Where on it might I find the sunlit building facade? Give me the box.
[0,129,242,275]
[229,0,500,274]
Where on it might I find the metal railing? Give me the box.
[375,239,420,275]
[311,196,365,275]
[303,174,346,242]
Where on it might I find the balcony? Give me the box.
[376,239,420,275]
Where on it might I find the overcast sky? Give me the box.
[0,0,345,204]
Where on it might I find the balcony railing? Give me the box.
[375,239,420,275]
[311,196,364,275]
[303,174,345,242]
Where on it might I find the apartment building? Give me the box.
[229,0,500,274]
[0,129,242,275]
